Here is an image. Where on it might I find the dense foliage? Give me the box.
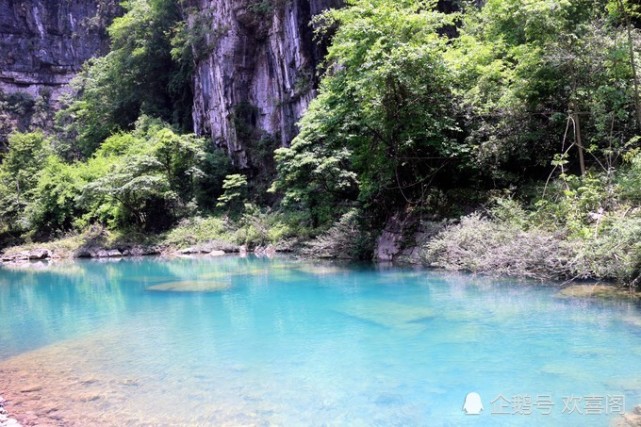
[270,0,641,280]
[274,0,641,221]
[0,119,230,239]
[273,0,464,229]
[58,0,195,157]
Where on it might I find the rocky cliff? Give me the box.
[0,0,460,162]
[0,0,119,100]
[189,0,343,168]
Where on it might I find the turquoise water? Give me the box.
[1,256,641,426]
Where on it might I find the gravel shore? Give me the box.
[0,396,20,427]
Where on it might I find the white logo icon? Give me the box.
[463,392,484,415]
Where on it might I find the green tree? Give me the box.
[273,0,464,228]
[448,0,637,180]
[27,156,87,235]
[217,174,248,214]
[80,122,214,231]
[59,0,193,157]
[0,132,51,231]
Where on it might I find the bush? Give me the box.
[303,209,373,260]
[232,205,308,247]
[425,214,580,281]
[164,216,232,247]
[216,174,248,214]
[163,209,308,250]
[0,132,51,233]
[576,213,641,284]
[27,156,86,236]
[425,200,641,288]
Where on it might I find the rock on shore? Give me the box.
[0,245,164,267]
[0,396,21,427]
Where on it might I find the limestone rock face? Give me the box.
[188,0,343,167]
[0,0,119,100]
[374,212,446,264]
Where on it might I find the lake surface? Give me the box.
[0,256,640,426]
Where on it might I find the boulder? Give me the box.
[374,212,444,264]
[179,247,209,255]
[127,246,161,256]
[94,249,109,258]
[28,248,49,260]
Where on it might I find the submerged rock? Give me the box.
[296,265,349,276]
[146,281,231,293]
[557,284,641,300]
[337,301,435,332]
[0,395,21,427]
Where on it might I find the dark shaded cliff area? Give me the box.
[188,0,343,169]
[0,0,120,145]
[0,0,118,97]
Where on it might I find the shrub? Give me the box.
[232,205,307,247]
[303,209,373,260]
[425,214,580,281]
[164,216,232,247]
[576,212,641,285]
[0,132,51,232]
[217,174,248,214]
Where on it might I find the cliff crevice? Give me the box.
[189,0,343,168]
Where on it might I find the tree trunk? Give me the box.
[570,100,586,176]
[618,0,641,129]
[574,111,586,176]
